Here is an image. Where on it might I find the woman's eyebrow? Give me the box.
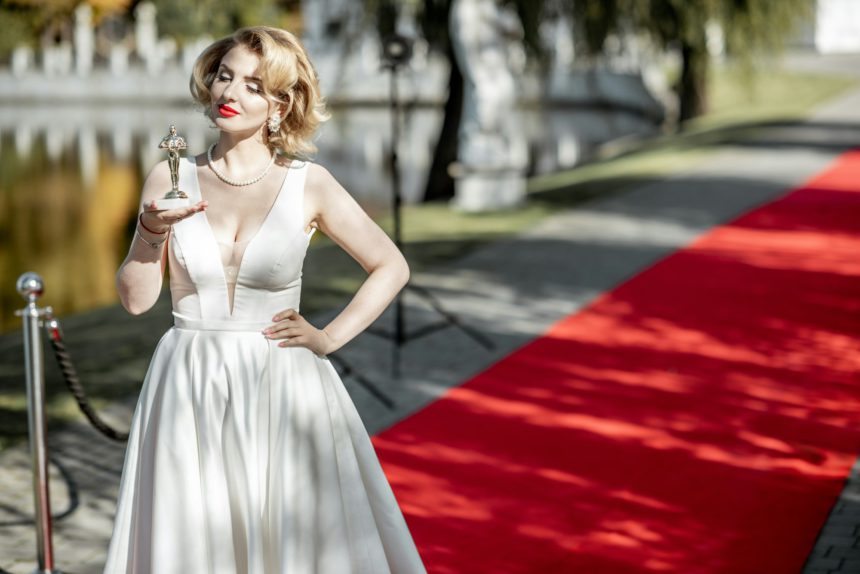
[218,63,262,82]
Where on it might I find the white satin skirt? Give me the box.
[103,320,426,573]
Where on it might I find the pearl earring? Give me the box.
[267,112,282,134]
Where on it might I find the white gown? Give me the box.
[104,157,426,573]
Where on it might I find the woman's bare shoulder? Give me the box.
[304,161,336,188]
[305,161,348,199]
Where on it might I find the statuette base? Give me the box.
[151,198,191,210]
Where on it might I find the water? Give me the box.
[0,102,658,331]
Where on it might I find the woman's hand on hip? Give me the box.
[264,308,336,357]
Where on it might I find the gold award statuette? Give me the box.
[153,124,191,210]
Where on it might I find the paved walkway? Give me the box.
[2,85,860,573]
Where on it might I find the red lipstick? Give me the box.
[218,104,239,117]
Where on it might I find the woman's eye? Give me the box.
[217,74,230,82]
[247,85,262,94]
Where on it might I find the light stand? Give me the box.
[371,34,494,379]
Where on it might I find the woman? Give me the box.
[105,26,426,573]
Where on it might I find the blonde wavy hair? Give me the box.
[190,26,329,158]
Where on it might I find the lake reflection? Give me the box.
[0,102,657,331]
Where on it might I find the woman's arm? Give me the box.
[116,160,207,315]
[265,164,409,355]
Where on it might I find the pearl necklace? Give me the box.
[206,143,276,187]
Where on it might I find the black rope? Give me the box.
[44,320,129,442]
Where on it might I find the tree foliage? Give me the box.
[0,0,132,59]
[0,6,38,58]
[0,0,294,57]
[149,0,281,42]
[568,0,815,120]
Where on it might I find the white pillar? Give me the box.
[45,128,65,162]
[12,45,34,76]
[109,44,129,76]
[74,3,95,76]
[78,127,99,188]
[56,42,73,75]
[15,125,34,161]
[135,2,159,73]
[111,126,133,162]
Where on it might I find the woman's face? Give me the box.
[210,45,275,136]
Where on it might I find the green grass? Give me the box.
[696,64,857,129]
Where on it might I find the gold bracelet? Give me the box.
[135,228,168,250]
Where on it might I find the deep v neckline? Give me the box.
[192,159,293,317]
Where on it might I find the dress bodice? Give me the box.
[168,156,314,322]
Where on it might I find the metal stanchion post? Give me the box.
[15,272,63,574]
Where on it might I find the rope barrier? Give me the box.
[43,313,129,442]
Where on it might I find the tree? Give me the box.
[570,0,815,122]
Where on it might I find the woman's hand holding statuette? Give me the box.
[141,200,208,233]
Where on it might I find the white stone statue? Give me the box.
[449,0,527,211]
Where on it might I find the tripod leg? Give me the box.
[392,340,401,380]
[393,289,404,378]
[407,283,496,350]
[328,354,395,409]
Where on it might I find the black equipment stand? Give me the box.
[326,34,495,400]
[365,34,495,379]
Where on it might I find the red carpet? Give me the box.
[373,150,860,573]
